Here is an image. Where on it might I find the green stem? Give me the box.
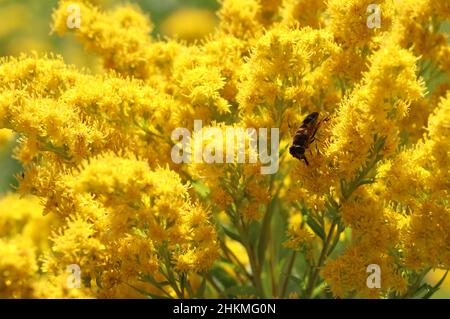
[401,268,431,299]
[234,214,264,297]
[205,274,226,298]
[327,224,345,257]
[280,251,297,298]
[305,220,337,298]
[220,240,252,283]
[268,235,277,297]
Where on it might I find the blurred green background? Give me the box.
[0,0,449,298]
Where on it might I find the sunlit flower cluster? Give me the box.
[0,0,448,298]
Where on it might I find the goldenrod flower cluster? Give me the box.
[0,0,448,299]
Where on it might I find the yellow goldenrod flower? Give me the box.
[0,0,448,299]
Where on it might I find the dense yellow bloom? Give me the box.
[238,26,339,131]
[375,93,450,270]
[188,123,269,221]
[0,193,52,249]
[322,244,407,298]
[284,213,314,254]
[0,0,448,299]
[326,43,424,179]
[37,153,219,297]
[217,0,265,41]
[280,0,326,28]
[325,0,394,47]
[53,1,153,79]
[0,194,54,298]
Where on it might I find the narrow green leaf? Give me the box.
[222,224,244,244]
[140,274,169,286]
[195,277,207,298]
[422,271,448,299]
[248,220,261,246]
[209,264,238,289]
[306,216,326,241]
[257,199,276,265]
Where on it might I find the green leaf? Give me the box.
[305,216,326,241]
[140,274,170,286]
[311,282,327,298]
[0,140,21,194]
[422,271,448,299]
[222,224,243,244]
[289,274,304,286]
[195,277,207,298]
[248,220,261,249]
[356,178,375,187]
[192,181,209,198]
[209,264,238,289]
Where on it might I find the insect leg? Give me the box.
[310,125,320,143]
[301,155,309,166]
